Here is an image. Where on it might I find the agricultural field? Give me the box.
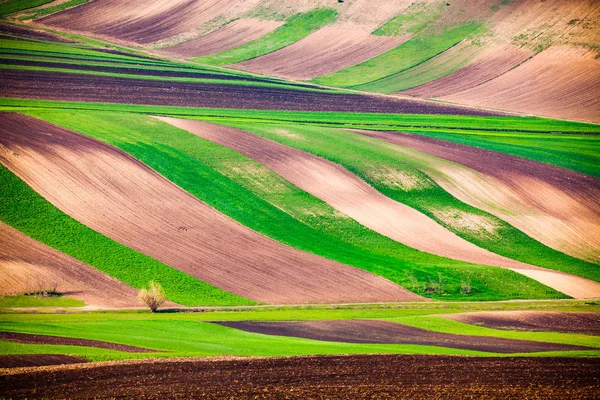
[0,0,599,398]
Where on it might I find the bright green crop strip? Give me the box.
[314,22,483,88]
[26,110,568,301]
[195,8,338,66]
[0,166,253,306]
[0,0,53,18]
[18,0,90,20]
[215,121,599,281]
[0,294,84,308]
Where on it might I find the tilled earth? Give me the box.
[1,355,599,399]
[0,69,504,115]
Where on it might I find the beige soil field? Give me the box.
[441,46,600,123]
[352,129,600,264]
[157,118,600,299]
[0,222,139,308]
[160,18,283,58]
[235,24,407,80]
[0,113,418,304]
[444,311,600,336]
[401,44,534,98]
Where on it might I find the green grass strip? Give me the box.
[18,0,89,20]
[194,8,338,66]
[215,121,599,281]
[0,165,254,306]
[314,22,483,88]
[0,0,53,18]
[0,294,84,308]
[27,110,568,301]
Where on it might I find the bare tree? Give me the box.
[138,281,166,313]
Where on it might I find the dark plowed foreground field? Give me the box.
[0,69,503,115]
[2,355,599,399]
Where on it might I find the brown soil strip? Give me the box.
[235,25,408,80]
[445,311,600,336]
[158,118,556,273]
[401,44,533,98]
[214,320,591,354]
[0,23,73,43]
[0,113,418,304]
[0,332,156,353]
[441,46,600,123]
[2,355,599,399]
[36,0,253,44]
[161,18,283,58]
[0,354,86,369]
[350,129,600,264]
[0,222,140,309]
[0,68,503,116]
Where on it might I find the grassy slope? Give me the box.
[1,100,597,175]
[194,8,338,66]
[314,22,482,88]
[18,0,90,20]
[0,295,84,308]
[0,166,254,307]
[0,0,53,18]
[215,121,599,281]
[25,110,566,301]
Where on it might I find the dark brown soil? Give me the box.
[214,320,592,354]
[0,24,74,43]
[0,354,86,369]
[0,69,504,115]
[1,355,599,399]
[0,332,157,353]
[446,312,600,335]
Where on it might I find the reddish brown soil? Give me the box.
[445,312,600,336]
[0,332,156,353]
[0,354,86,369]
[351,129,600,264]
[0,113,418,304]
[0,69,504,115]
[0,222,140,309]
[235,25,407,80]
[214,320,592,354]
[161,18,283,58]
[2,355,599,399]
[401,45,533,98]
[36,0,249,44]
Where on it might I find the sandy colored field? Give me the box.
[37,0,260,44]
[2,355,599,399]
[215,320,591,353]
[441,46,600,123]
[0,222,139,308]
[0,113,418,304]
[0,332,156,353]
[235,24,407,80]
[401,44,533,98]
[160,18,283,58]
[444,311,600,336]
[156,118,600,299]
[353,129,600,264]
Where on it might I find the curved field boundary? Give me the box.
[0,354,86,369]
[214,320,592,354]
[351,130,600,264]
[36,0,252,44]
[0,222,140,309]
[159,118,600,299]
[160,19,283,59]
[234,24,407,80]
[401,44,533,98]
[0,332,157,353]
[0,113,416,304]
[443,312,600,336]
[441,46,600,124]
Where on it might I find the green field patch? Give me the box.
[314,22,483,88]
[0,294,85,308]
[194,8,338,66]
[18,0,90,20]
[215,121,598,282]
[0,165,253,307]
[0,0,53,18]
[373,2,443,36]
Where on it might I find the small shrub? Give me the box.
[138,281,167,313]
[460,279,472,295]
